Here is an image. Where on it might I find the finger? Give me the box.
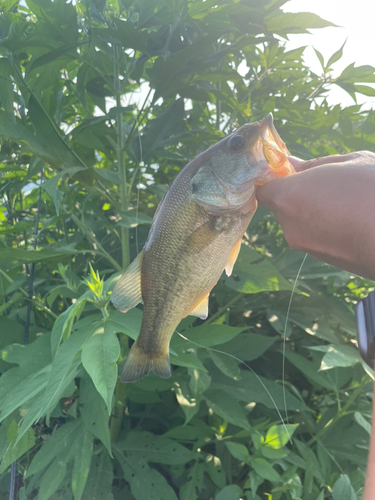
[288,156,304,168]
[255,178,283,211]
[294,152,366,172]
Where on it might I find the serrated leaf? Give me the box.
[81,330,120,413]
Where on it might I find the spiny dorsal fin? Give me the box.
[190,294,209,320]
[111,251,143,313]
[225,238,242,277]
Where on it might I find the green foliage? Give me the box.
[0,0,373,499]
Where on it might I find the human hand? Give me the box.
[256,151,375,280]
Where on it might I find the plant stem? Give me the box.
[307,377,368,446]
[70,213,122,272]
[110,378,127,443]
[114,45,130,270]
[206,292,243,324]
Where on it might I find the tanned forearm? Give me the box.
[256,152,375,280]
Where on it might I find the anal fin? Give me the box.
[111,251,143,313]
[225,238,242,277]
[190,294,209,320]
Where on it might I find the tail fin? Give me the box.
[121,341,171,383]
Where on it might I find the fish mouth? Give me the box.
[257,113,295,182]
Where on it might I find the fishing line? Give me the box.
[176,331,292,441]
[135,127,143,255]
[9,170,44,500]
[282,252,308,425]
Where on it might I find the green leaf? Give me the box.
[81,330,120,413]
[251,458,280,482]
[354,84,375,96]
[114,448,178,500]
[106,309,142,341]
[37,456,68,500]
[283,351,334,390]
[225,442,250,463]
[215,485,242,500]
[51,298,88,356]
[26,420,81,477]
[354,412,371,435]
[81,450,114,500]
[222,246,293,294]
[332,475,357,500]
[265,12,338,33]
[204,389,250,430]
[42,167,85,215]
[72,426,93,500]
[80,374,112,456]
[174,380,200,424]
[117,431,195,465]
[179,461,204,500]
[204,455,226,489]
[0,421,35,473]
[208,351,240,379]
[171,324,247,352]
[0,246,76,265]
[313,48,325,70]
[327,39,347,68]
[117,212,153,228]
[263,424,298,449]
[308,345,362,370]
[210,369,307,412]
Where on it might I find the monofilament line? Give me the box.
[282,252,308,425]
[176,331,291,442]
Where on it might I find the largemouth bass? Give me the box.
[111,113,294,383]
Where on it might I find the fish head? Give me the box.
[190,113,295,213]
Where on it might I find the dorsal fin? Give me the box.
[225,238,242,277]
[111,251,143,313]
[189,294,209,320]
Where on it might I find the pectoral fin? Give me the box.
[225,238,242,276]
[111,251,143,313]
[185,219,223,252]
[190,294,209,320]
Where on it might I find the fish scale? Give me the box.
[111,113,295,383]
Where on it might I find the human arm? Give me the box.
[256,152,375,280]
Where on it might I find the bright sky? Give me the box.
[283,0,375,108]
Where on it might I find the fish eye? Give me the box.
[229,135,245,152]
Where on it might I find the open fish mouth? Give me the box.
[259,113,295,177]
